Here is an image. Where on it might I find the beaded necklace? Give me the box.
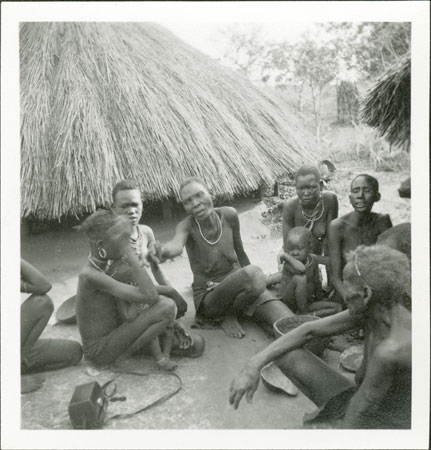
[194,212,223,245]
[302,196,324,231]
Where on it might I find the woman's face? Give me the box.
[349,176,378,213]
[296,174,321,208]
[180,181,213,220]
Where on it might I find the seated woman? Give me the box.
[282,165,339,258]
[155,177,293,339]
[329,174,392,302]
[21,259,83,393]
[76,211,178,370]
[230,245,411,429]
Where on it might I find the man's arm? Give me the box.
[21,259,52,295]
[82,249,159,305]
[342,343,396,428]
[158,220,190,261]
[229,310,357,409]
[282,199,296,252]
[328,219,347,301]
[379,214,393,234]
[144,226,170,285]
[323,192,339,256]
[225,207,250,267]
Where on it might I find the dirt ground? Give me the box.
[20,167,410,430]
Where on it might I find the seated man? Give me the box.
[21,259,83,393]
[277,227,341,318]
[110,179,204,359]
[329,174,392,302]
[76,211,178,370]
[155,177,293,339]
[230,245,411,429]
[282,165,339,257]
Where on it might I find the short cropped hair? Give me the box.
[112,179,140,203]
[80,210,116,240]
[295,165,321,183]
[350,174,379,193]
[179,177,208,196]
[288,226,312,244]
[346,245,410,310]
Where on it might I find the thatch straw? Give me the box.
[21,23,315,220]
[361,53,410,150]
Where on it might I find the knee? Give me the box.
[30,294,54,317]
[68,342,83,366]
[157,297,177,323]
[243,265,266,295]
[292,274,307,286]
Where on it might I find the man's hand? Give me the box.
[153,241,167,263]
[147,242,161,266]
[229,362,260,409]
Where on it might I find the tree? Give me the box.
[268,36,338,147]
[221,25,269,81]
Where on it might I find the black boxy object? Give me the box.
[68,382,107,429]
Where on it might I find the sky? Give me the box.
[160,22,319,60]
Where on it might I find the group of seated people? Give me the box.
[21,165,411,429]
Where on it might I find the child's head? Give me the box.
[295,166,322,208]
[81,210,132,260]
[349,174,380,213]
[343,245,410,318]
[112,179,143,227]
[286,227,312,263]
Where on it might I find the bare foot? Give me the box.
[221,315,245,339]
[156,357,178,371]
[173,321,192,350]
[21,374,45,394]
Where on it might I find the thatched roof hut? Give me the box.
[21,23,315,220]
[361,53,410,150]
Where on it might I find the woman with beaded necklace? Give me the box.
[155,178,293,339]
[282,165,339,258]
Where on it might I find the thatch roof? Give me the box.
[361,53,410,150]
[20,23,315,220]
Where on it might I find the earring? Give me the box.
[98,248,108,259]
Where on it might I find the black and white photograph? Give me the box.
[1,1,429,449]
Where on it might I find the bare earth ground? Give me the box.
[20,167,410,429]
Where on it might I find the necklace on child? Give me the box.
[195,212,223,245]
[88,255,117,277]
[302,196,324,231]
[88,255,105,272]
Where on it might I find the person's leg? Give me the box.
[307,301,342,318]
[22,339,83,373]
[90,297,177,366]
[252,299,294,335]
[283,274,307,313]
[275,348,354,407]
[21,294,53,352]
[156,285,187,318]
[200,266,266,338]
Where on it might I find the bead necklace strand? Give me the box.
[194,212,223,245]
[302,197,324,231]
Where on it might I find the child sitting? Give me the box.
[76,211,178,371]
[276,227,342,318]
